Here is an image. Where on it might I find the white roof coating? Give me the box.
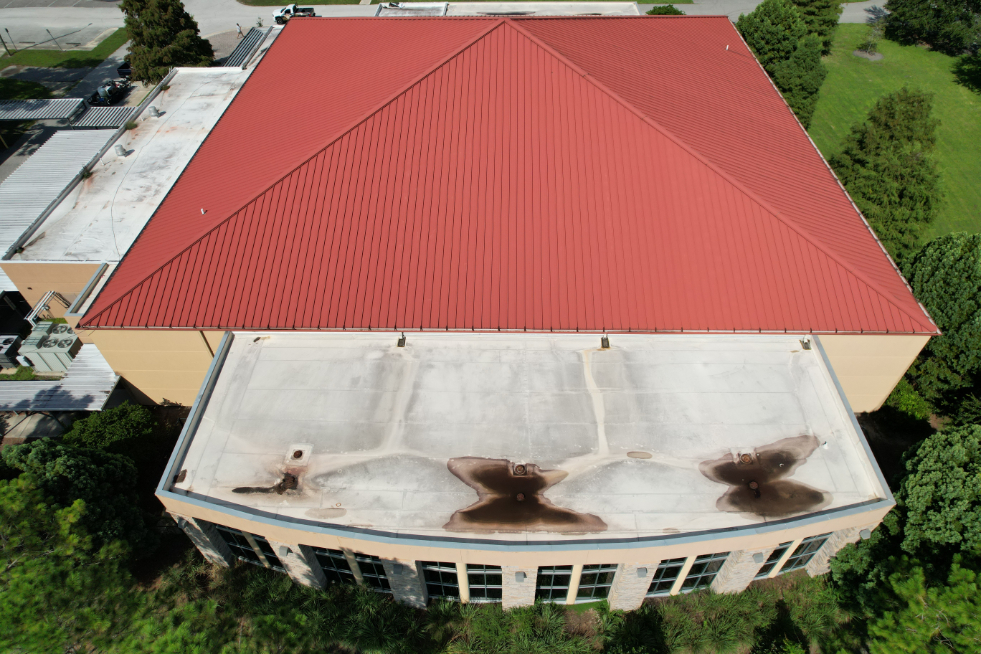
[11,68,251,262]
[172,333,886,543]
[446,2,640,15]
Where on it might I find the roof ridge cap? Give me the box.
[507,19,934,332]
[80,19,510,328]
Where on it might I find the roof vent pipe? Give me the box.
[147,105,159,118]
[801,335,812,350]
[114,144,125,157]
[397,332,406,347]
[601,335,610,349]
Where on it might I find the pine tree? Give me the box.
[885,0,981,56]
[791,0,844,54]
[829,88,941,263]
[736,0,808,73]
[121,0,214,84]
[771,35,828,127]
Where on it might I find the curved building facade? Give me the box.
[159,331,890,608]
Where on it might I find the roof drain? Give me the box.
[601,335,610,349]
[397,332,406,347]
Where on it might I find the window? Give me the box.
[681,552,729,592]
[355,553,392,592]
[312,547,357,585]
[646,557,687,597]
[782,534,831,572]
[252,534,286,572]
[755,542,792,579]
[215,525,283,570]
[421,561,460,600]
[536,565,573,602]
[467,565,502,602]
[576,564,618,602]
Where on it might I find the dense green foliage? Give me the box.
[646,5,686,15]
[904,233,981,417]
[64,402,157,452]
[737,0,828,127]
[120,0,213,84]
[771,34,828,127]
[0,476,137,652]
[884,0,981,55]
[829,87,941,261]
[791,0,844,53]
[1,439,155,553]
[737,0,808,71]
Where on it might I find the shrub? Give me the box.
[884,0,981,56]
[63,402,156,452]
[647,5,686,15]
[791,0,844,54]
[771,34,828,127]
[737,0,808,72]
[829,87,941,262]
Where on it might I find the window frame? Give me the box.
[214,524,284,571]
[755,542,792,579]
[311,546,357,585]
[467,564,503,603]
[680,551,729,593]
[575,564,619,603]
[781,534,831,573]
[646,557,687,597]
[354,553,392,593]
[535,565,574,602]
[420,561,461,600]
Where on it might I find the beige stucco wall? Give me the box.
[820,334,930,413]
[73,328,226,405]
[0,262,103,317]
[160,493,890,569]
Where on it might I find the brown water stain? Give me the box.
[233,472,299,495]
[444,457,607,534]
[699,435,831,518]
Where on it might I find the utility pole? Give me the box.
[46,28,63,51]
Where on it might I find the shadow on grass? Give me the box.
[750,600,806,654]
[952,54,981,94]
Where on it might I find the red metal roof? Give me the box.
[81,17,936,334]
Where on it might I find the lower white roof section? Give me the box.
[171,332,888,543]
[0,343,119,411]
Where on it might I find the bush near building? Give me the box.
[737,0,828,127]
[791,0,844,54]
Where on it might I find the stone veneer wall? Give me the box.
[172,513,233,567]
[270,541,328,588]
[382,559,428,608]
[502,565,538,609]
[607,563,659,610]
[711,548,774,594]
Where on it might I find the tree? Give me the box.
[647,5,686,15]
[1,439,156,553]
[868,563,981,653]
[791,0,844,54]
[829,87,941,262]
[771,34,828,127]
[63,401,156,452]
[120,0,214,84]
[904,233,981,414]
[0,476,137,652]
[885,0,981,56]
[737,0,809,72]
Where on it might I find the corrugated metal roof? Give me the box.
[0,130,115,258]
[0,344,119,411]
[0,98,85,121]
[222,27,272,68]
[72,105,136,129]
[80,17,936,335]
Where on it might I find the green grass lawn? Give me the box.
[809,24,981,238]
[0,27,128,69]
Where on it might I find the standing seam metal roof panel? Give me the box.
[0,130,115,257]
[80,17,937,334]
[0,98,85,121]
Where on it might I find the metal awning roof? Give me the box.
[72,105,136,129]
[0,98,86,122]
[0,130,115,258]
[0,344,119,411]
[222,27,271,68]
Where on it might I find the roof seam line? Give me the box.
[506,18,934,332]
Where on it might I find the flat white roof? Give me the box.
[172,333,887,543]
[11,68,251,263]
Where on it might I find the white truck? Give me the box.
[273,4,316,24]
